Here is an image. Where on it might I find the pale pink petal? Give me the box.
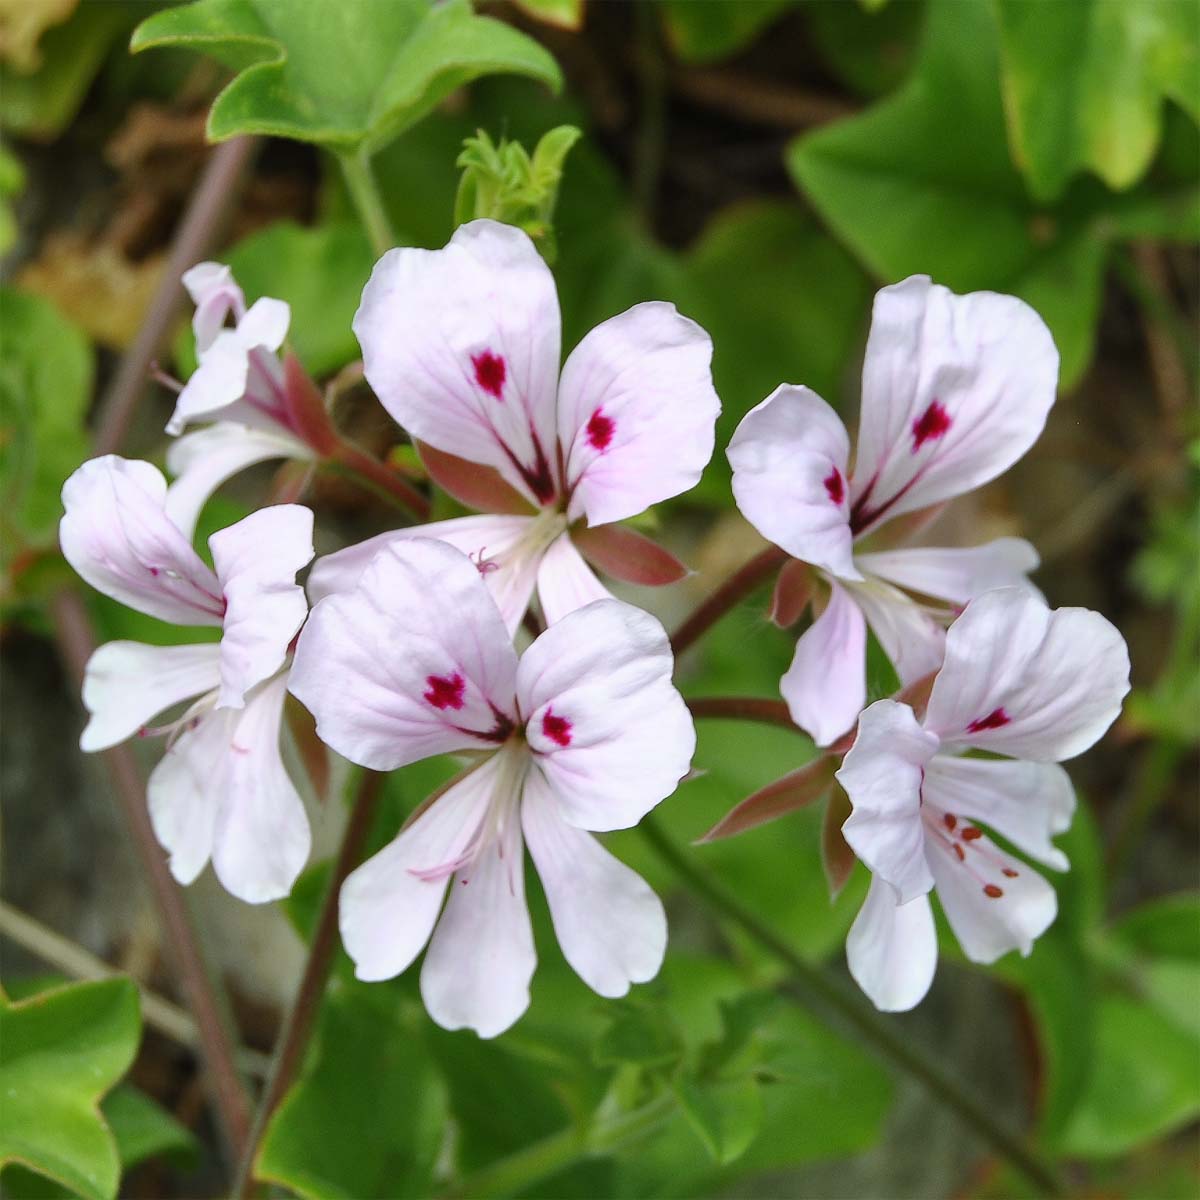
[728,385,859,580]
[536,533,612,627]
[167,331,252,435]
[236,296,290,353]
[80,641,221,752]
[780,581,866,747]
[521,768,666,996]
[353,219,562,508]
[844,578,946,687]
[60,456,225,627]
[558,302,719,526]
[924,589,1130,760]
[927,827,1057,964]
[922,756,1075,872]
[516,599,693,832]
[846,876,937,1012]
[183,261,244,352]
[856,537,1041,607]
[165,422,312,542]
[420,786,535,1038]
[209,505,313,707]
[851,277,1058,532]
[836,699,938,903]
[210,673,311,903]
[289,539,519,771]
[340,755,502,982]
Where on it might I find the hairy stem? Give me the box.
[339,149,397,258]
[670,545,788,657]
[638,816,1064,1198]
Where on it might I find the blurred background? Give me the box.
[1,1,1197,1197]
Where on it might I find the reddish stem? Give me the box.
[670,545,788,657]
[685,695,798,732]
[329,440,431,521]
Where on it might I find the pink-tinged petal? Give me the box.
[536,533,612,627]
[922,756,1075,872]
[558,302,719,526]
[209,505,313,707]
[844,578,946,687]
[306,514,540,634]
[836,699,938,903]
[167,331,252,435]
[516,600,694,831]
[354,220,562,508]
[420,781,535,1038]
[924,589,1130,760]
[847,876,937,1013]
[340,756,501,982]
[416,441,536,516]
[183,261,244,352]
[165,423,312,542]
[780,581,866,747]
[290,539,519,771]
[60,456,226,626]
[728,385,859,580]
[236,296,290,353]
[80,641,221,752]
[856,537,1041,608]
[927,827,1057,964]
[210,673,311,903]
[850,277,1058,532]
[522,768,666,997]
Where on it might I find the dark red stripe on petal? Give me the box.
[586,407,615,451]
[424,673,465,711]
[911,400,952,451]
[967,707,1010,733]
[472,350,506,399]
[541,708,572,747]
[823,466,844,505]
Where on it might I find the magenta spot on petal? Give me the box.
[149,566,160,576]
[911,400,952,450]
[967,707,1010,733]
[472,350,506,399]
[823,466,845,505]
[424,672,465,711]
[586,407,615,451]
[541,708,572,747]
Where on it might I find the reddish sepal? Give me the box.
[416,441,536,516]
[768,557,814,629]
[572,523,689,587]
[697,755,837,844]
[282,351,338,455]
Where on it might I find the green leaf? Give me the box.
[103,1086,199,1172]
[660,0,798,63]
[1110,893,1200,960]
[132,0,562,153]
[594,1002,685,1070]
[995,0,1200,201]
[510,0,585,31]
[0,978,141,1200]
[805,0,923,98]
[674,1075,763,1166]
[0,141,24,255]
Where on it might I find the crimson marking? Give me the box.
[541,708,572,747]
[472,350,506,399]
[911,400,951,450]
[587,408,615,451]
[424,673,465,711]
[824,466,845,505]
[967,707,1010,733]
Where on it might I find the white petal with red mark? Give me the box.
[516,600,694,832]
[522,768,666,996]
[60,456,226,627]
[80,640,221,752]
[728,385,859,580]
[780,581,865,747]
[340,756,501,982]
[209,505,313,707]
[290,539,519,770]
[354,220,562,508]
[846,876,937,1012]
[558,302,719,526]
[845,577,946,687]
[922,756,1075,871]
[856,537,1040,607]
[924,589,1130,760]
[851,277,1058,531]
[837,699,938,903]
[536,533,612,627]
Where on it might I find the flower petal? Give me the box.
[844,577,946,687]
[183,261,244,352]
[855,537,1040,608]
[209,505,313,707]
[210,673,311,903]
[522,768,666,997]
[290,539,519,771]
[60,456,225,626]
[166,330,253,436]
[850,277,1058,532]
[728,385,859,579]
[354,219,562,508]
[236,296,290,353]
[80,641,221,752]
[846,876,937,1012]
[780,581,866,747]
[924,589,1130,760]
[516,599,694,831]
[536,533,612,627]
[836,699,938,903]
[559,302,719,526]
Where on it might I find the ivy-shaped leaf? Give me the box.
[0,979,141,1200]
[660,0,798,63]
[131,0,562,153]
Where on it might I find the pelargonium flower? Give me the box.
[728,276,1058,746]
[289,537,694,1037]
[59,455,315,903]
[834,588,1129,1012]
[307,219,720,631]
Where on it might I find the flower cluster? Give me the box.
[60,218,1128,1033]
